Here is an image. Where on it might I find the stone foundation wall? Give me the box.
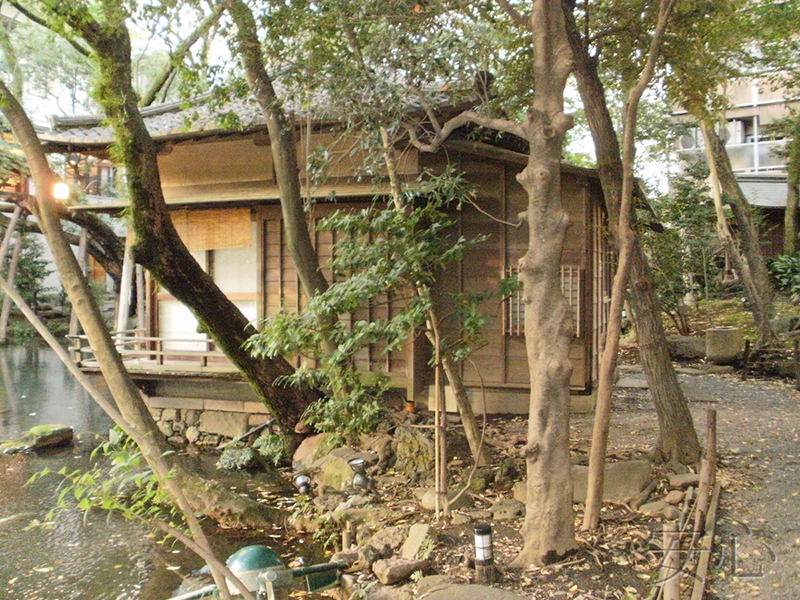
[146,396,271,446]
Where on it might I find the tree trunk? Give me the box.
[581,0,677,532]
[784,126,800,254]
[629,244,700,464]
[701,122,775,348]
[2,71,277,540]
[0,229,22,343]
[63,7,314,441]
[786,179,799,255]
[510,0,576,567]
[563,3,701,467]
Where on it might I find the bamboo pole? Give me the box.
[115,228,135,335]
[661,521,681,600]
[68,228,89,337]
[0,205,23,261]
[0,230,23,343]
[690,482,722,600]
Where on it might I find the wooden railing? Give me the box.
[67,329,230,369]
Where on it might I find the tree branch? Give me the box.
[496,0,532,31]
[8,0,91,57]
[406,109,525,153]
[138,4,226,107]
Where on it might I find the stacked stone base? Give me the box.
[146,396,271,446]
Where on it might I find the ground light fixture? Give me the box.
[292,472,312,495]
[347,457,371,490]
[473,523,496,583]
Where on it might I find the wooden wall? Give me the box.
[420,151,601,395]
[152,132,605,403]
[254,203,409,389]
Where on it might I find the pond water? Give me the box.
[0,343,296,600]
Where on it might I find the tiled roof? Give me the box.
[39,98,270,149]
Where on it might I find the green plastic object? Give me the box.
[226,545,284,573]
[225,545,285,594]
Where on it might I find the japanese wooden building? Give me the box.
[39,100,612,419]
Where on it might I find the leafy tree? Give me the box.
[247,171,496,446]
[21,0,317,445]
[662,0,776,347]
[563,1,703,519]
[750,0,800,254]
[0,75,254,599]
[648,161,722,308]
[10,234,51,308]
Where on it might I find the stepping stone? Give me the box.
[615,375,650,389]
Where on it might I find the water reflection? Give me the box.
[0,343,154,600]
[0,343,296,600]
[0,343,112,441]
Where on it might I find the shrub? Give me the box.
[767,253,800,300]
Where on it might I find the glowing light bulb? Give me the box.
[53,182,70,201]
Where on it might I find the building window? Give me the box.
[505,266,582,337]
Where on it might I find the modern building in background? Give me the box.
[672,75,799,257]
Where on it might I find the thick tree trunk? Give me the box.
[701,123,775,348]
[510,0,576,567]
[581,0,677,531]
[563,4,701,467]
[65,10,313,440]
[227,0,329,301]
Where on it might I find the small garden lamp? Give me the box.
[347,457,371,490]
[292,472,312,495]
[473,524,493,565]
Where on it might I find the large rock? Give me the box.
[705,327,742,365]
[489,498,525,520]
[668,473,700,488]
[401,523,436,560]
[667,335,706,360]
[372,557,427,585]
[364,525,409,557]
[572,460,652,503]
[394,426,434,483]
[416,577,527,600]
[292,433,331,471]
[0,425,73,454]
[770,315,800,334]
[316,448,378,491]
[198,411,249,439]
[420,489,470,511]
[514,460,652,504]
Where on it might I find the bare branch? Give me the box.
[139,4,226,107]
[496,0,532,31]
[406,110,526,153]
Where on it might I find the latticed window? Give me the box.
[505,266,582,337]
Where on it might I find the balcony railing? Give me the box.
[67,329,235,372]
[679,139,788,173]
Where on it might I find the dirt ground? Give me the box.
[387,362,800,600]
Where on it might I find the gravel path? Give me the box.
[581,369,800,600]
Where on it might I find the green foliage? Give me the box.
[645,161,724,327]
[253,433,284,467]
[767,253,800,301]
[247,170,495,441]
[26,427,184,536]
[13,236,52,308]
[289,495,341,552]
